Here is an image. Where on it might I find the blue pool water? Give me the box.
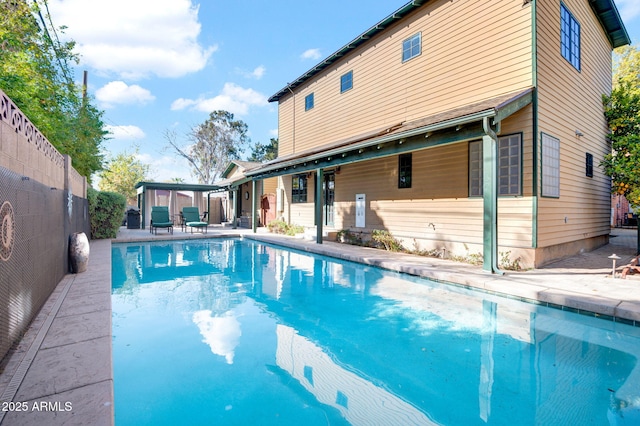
[112,238,640,425]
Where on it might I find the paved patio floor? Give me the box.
[0,225,638,425]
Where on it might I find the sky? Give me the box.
[45,0,640,185]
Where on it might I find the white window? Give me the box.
[541,133,560,197]
[402,33,421,62]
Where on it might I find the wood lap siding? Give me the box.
[536,0,613,248]
[277,0,533,156]
[333,140,533,248]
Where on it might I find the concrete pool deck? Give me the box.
[0,225,638,425]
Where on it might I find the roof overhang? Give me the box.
[589,0,631,48]
[268,0,426,102]
[269,1,629,104]
[134,181,223,192]
[249,88,533,180]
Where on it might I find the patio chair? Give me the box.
[182,206,208,234]
[150,206,174,235]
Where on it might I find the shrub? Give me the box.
[499,251,522,271]
[88,187,126,239]
[267,219,304,236]
[371,229,404,252]
[336,229,365,245]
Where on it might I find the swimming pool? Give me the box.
[112,238,640,425]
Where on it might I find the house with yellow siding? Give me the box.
[243,0,629,271]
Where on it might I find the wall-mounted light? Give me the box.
[575,130,584,137]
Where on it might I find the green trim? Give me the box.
[251,123,487,180]
[315,168,324,244]
[588,0,631,48]
[134,181,222,192]
[532,0,539,249]
[269,0,426,102]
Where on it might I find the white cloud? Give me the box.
[269,128,278,137]
[617,0,640,23]
[171,83,268,115]
[237,65,266,80]
[193,310,241,364]
[48,0,217,79]
[95,81,155,108]
[105,125,146,140]
[249,65,266,79]
[301,48,322,60]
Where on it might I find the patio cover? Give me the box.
[248,88,534,180]
[246,87,534,274]
[135,181,224,230]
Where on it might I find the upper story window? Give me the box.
[398,153,412,188]
[340,71,353,93]
[305,93,314,111]
[560,4,580,70]
[402,32,421,62]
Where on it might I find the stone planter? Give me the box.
[69,232,90,273]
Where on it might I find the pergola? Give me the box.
[135,181,225,230]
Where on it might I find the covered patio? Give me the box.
[246,88,534,274]
[134,182,224,230]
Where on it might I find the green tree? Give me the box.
[98,149,152,205]
[601,45,640,209]
[0,0,106,181]
[248,138,278,162]
[165,110,250,184]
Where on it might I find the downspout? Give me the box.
[483,117,504,275]
[531,0,539,250]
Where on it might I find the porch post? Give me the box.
[251,180,257,233]
[482,117,502,274]
[315,168,323,244]
[232,188,238,229]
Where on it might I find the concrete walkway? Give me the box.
[0,240,113,426]
[0,225,638,425]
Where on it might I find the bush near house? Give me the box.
[88,187,126,239]
[267,220,304,236]
[336,228,523,270]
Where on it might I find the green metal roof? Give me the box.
[269,0,630,103]
[589,0,631,48]
[134,181,223,192]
